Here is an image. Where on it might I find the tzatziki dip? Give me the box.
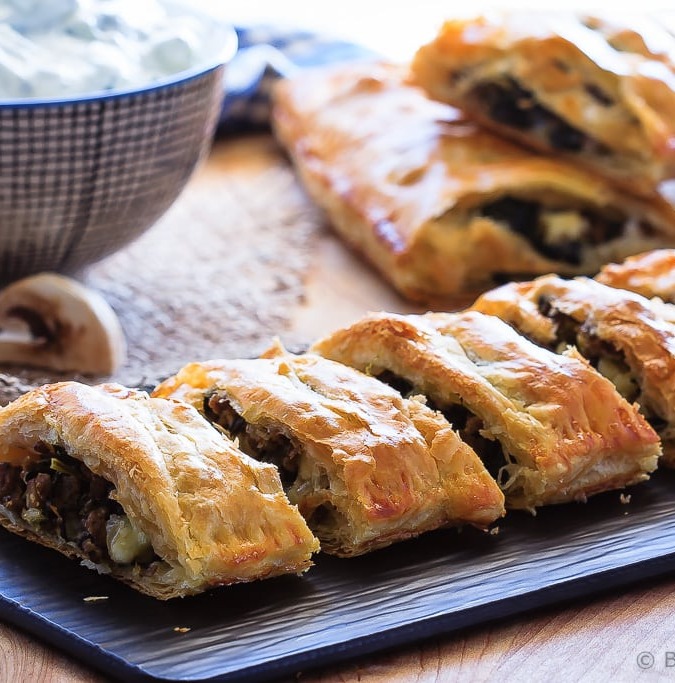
[0,0,232,99]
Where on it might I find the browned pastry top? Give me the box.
[0,381,319,598]
[153,342,505,555]
[411,12,675,192]
[472,274,675,433]
[273,60,675,300]
[311,310,660,508]
[597,248,675,302]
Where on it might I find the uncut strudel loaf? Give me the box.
[272,61,675,301]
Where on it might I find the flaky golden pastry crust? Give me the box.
[0,382,319,599]
[153,343,504,556]
[311,311,660,509]
[272,61,675,301]
[411,12,675,194]
[596,248,675,302]
[472,275,675,465]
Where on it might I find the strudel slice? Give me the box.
[411,12,675,194]
[311,310,660,509]
[596,248,675,303]
[0,382,319,599]
[472,275,675,464]
[272,61,675,301]
[152,343,505,556]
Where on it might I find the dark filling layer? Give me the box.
[0,445,159,569]
[375,371,508,482]
[471,77,612,155]
[537,296,640,404]
[539,295,616,356]
[305,501,341,531]
[374,370,416,399]
[204,392,300,488]
[479,196,627,266]
[441,404,508,482]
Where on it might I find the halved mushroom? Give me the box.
[0,273,126,375]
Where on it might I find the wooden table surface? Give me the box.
[2,135,675,682]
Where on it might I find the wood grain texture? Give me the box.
[3,135,675,682]
[300,579,675,682]
[0,622,105,682]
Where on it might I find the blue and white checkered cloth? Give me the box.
[218,25,377,134]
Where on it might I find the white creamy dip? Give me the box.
[0,0,233,99]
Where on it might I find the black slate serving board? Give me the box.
[2,469,675,682]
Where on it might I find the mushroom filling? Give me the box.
[375,370,509,483]
[204,392,301,489]
[537,296,640,403]
[478,196,633,265]
[204,392,354,550]
[0,444,159,570]
[469,77,613,156]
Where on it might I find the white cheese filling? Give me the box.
[105,513,153,565]
[541,210,589,245]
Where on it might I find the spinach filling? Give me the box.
[479,196,629,266]
[470,77,612,155]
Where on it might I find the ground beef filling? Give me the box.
[479,196,627,265]
[537,296,640,404]
[375,371,509,482]
[0,445,159,569]
[539,295,613,354]
[204,392,300,488]
[441,404,509,482]
[470,78,612,155]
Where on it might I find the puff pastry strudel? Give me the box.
[152,343,505,556]
[471,275,675,464]
[311,311,660,510]
[0,382,319,599]
[272,61,675,301]
[596,248,675,302]
[411,12,675,194]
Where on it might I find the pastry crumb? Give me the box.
[173,627,191,633]
[83,596,109,602]
[489,526,500,536]
[620,493,631,504]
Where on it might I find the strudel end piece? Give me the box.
[472,275,675,464]
[411,12,675,194]
[272,61,675,301]
[596,248,675,303]
[311,310,660,509]
[0,382,319,599]
[152,343,505,556]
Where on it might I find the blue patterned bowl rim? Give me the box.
[0,20,237,108]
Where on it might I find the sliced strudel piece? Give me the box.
[152,343,505,556]
[472,275,675,464]
[311,311,660,509]
[411,12,675,194]
[272,61,675,302]
[0,382,319,599]
[596,248,675,302]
